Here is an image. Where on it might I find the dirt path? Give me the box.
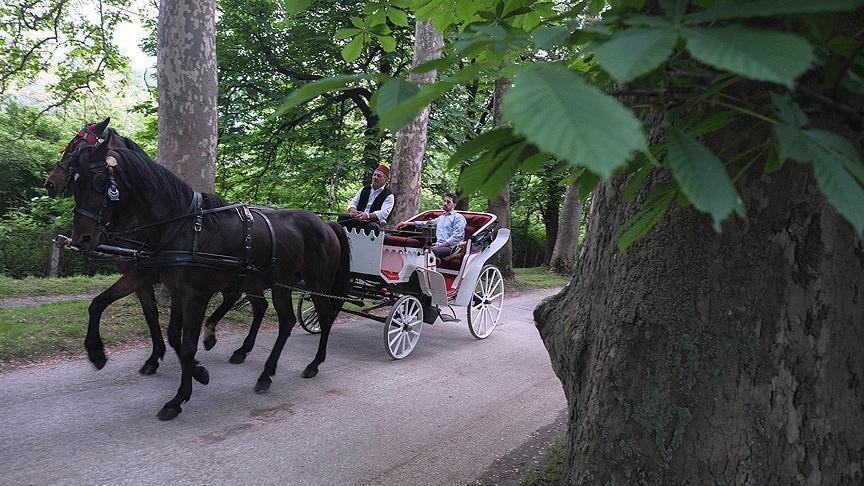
[0,292,97,308]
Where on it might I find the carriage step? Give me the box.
[439,313,460,323]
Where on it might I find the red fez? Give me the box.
[374,164,390,177]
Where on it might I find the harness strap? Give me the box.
[191,192,203,258]
[250,208,277,268]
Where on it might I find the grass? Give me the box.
[0,274,122,298]
[0,266,568,365]
[520,438,566,485]
[513,266,570,289]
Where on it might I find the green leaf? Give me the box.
[576,170,601,200]
[502,63,646,178]
[615,183,677,251]
[341,36,364,62]
[770,92,807,127]
[283,0,312,15]
[810,146,864,236]
[350,16,366,28]
[622,15,674,28]
[773,123,810,164]
[659,0,688,19]
[686,0,864,23]
[764,145,784,174]
[623,159,652,201]
[683,26,814,87]
[532,26,571,50]
[666,129,743,230]
[447,127,516,167]
[684,110,737,137]
[276,74,379,115]
[458,142,529,199]
[387,7,410,26]
[377,35,397,52]
[412,56,458,74]
[377,82,453,132]
[335,28,362,40]
[371,79,420,117]
[806,129,864,188]
[593,27,678,83]
[521,152,549,173]
[368,23,392,35]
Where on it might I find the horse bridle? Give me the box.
[60,124,110,194]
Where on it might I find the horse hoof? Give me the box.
[139,361,158,375]
[254,379,271,394]
[192,366,210,385]
[157,405,182,421]
[90,354,108,370]
[203,334,217,351]
[229,351,246,364]
[301,366,318,379]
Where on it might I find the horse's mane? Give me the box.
[107,128,146,156]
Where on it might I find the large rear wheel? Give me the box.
[467,265,504,339]
[297,294,321,334]
[384,295,423,359]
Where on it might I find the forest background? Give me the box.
[0,0,573,278]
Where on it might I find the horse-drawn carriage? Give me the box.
[299,211,510,359]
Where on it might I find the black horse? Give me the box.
[46,118,268,374]
[67,131,350,420]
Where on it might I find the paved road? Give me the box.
[0,288,566,486]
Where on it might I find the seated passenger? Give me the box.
[397,193,466,258]
[340,164,394,234]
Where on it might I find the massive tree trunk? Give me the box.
[157,0,218,192]
[534,106,864,482]
[488,77,514,278]
[549,182,582,274]
[388,20,443,225]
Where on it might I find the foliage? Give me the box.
[296,0,864,249]
[0,0,131,126]
[513,266,570,288]
[519,437,567,485]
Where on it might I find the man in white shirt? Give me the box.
[397,193,466,258]
[341,164,394,234]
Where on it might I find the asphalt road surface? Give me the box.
[0,288,566,485]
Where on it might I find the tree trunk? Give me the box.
[488,77,514,278]
[542,176,564,266]
[157,0,218,192]
[534,107,864,482]
[549,182,582,274]
[388,20,443,226]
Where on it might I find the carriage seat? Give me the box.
[382,211,492,269]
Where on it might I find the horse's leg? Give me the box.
[166,293,209,385]
[202,290,243,351]
[137,285,165,375]
[254,288,294,393]
[301,294,335,379]
[85,272,150,369]
[157,293,209,421]
[230,294,269,364]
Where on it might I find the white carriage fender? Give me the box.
[454,228,510,307]
[414,268,448,306]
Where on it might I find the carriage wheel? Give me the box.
[384,295,423,360]
[296,294,321,334]
[467,265,504,339]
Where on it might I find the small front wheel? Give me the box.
[297,294,321,334]
[467,265,504,339]
[384,295,423,359]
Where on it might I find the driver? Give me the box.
[340,164,394,234]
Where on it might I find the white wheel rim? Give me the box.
[300,298,321,333]
[386,296,423,359]
[469,266,503,338]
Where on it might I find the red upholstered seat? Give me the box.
[382,235,424,247]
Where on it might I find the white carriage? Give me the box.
[297,210,510,359]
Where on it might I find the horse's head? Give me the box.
[69,133,129,251]
[45,117,111,198]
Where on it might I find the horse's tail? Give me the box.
[327,221,351,319]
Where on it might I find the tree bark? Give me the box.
[388,20,443,226]
[534,106,864,483]
[542,176,564,266]
[488,77,514,278]
[157,0,218,192]
[549,182,582,274]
